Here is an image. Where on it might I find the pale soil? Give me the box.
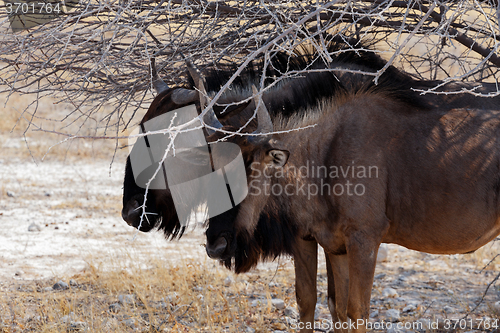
[0,157,210,281]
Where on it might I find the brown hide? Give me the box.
[231,88,500,332]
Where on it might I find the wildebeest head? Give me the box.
[122,59,252,238]
[205,86,290,269]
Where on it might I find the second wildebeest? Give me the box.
[204,49,500,332]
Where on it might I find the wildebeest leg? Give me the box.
[325,252,349,331]
[293,238,318,333]
[346,236,380,333]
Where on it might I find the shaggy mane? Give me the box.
[187,36,434,121]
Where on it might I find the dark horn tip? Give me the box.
[151,57,157,75]
[151,58,169,94]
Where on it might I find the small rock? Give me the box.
[314,303,322,320]
[250,299,264,307]
[27,315,42,323]
[382,287,398,298]
[268,282,278,287]
[250,298,285,310]
[69,279,78,287]
[53,280,69,290]
[28,223,41,232]
[14,270,23,277]
[44,191,51,197]
[402,304,416,313]
[109,303,121,313]
[271,322,287,330]
[284,306,298,318]
[443,305,454,313]
[494,301,500,312]
[42,287,53,292]
[271,298,285,310]
[369,310,379,318]
[385,308,400,322]
[6,191,15,197]
[397,275,407,283]
[68,321,87,332]
[118,294,135,306]
[224,276,233,287]
[377,244,388,262]
[153,301,168,309]
[245,326,255,333]
[196,294,204,302]
[374,273,386,280]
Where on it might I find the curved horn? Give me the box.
[151,58,169,94]
[185,58,222,134]
[185,58,204,90]
[249,85,273,143]
[171,88,198,105]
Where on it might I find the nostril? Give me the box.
[206,237,228,259]
[122,199,140,224]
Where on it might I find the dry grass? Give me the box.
[2,246,500,333]
[0,256,298,333]
[0,92,130,163]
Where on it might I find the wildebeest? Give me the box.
[123,40,500,332]
[203,53,500,332]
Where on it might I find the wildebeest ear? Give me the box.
[214,100,252,121]
[266,149,289,167]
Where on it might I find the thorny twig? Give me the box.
[461,271,500,320]
[0,0,498,141]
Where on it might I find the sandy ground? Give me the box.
[0,156,212,281]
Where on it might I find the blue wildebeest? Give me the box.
[203,54,500,332]
[122,40,500,332]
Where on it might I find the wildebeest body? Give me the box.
[207,75,500,332]
[269,94,500,253]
